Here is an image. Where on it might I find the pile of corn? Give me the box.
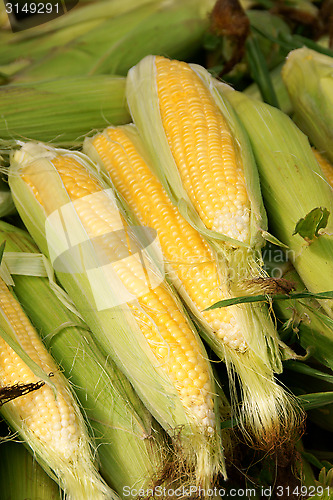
[0,0,333,498]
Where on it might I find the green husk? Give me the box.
[8,142,225,490]
[0,75,130,151]
[0,0,165,65]
[4,0,214,83]
[125,56,302,451]
[282,47,333,164]
[0,441,62,499]
[0,220,168,496]
[4,0,157,41]
[246,10,291,70]
[221,85,333,320]
[295,440,317,489]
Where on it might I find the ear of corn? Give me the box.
[0,272,117,499]
[282,47,333,164]
[0,75,130,151]
[85,125,252,354]
[124,56,302,450]
[0,0,196,64]
[0,219,168,494]
[126,55,266,249]
[3,0,214,83]
[0,441,61,500]
[9,142,225,489]
[220,85,333,320]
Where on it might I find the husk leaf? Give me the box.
[0,441,61,499]
[0,76,130,152]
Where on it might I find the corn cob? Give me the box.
[85,125,248,353]
[0,219,169,495]
[9,142,224,489]
[282,47,333,164]
[0,274,117,499]
[0,75,130,151]
[0,441,61,499]
[219,85,333,320]
[125,55,301,449]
